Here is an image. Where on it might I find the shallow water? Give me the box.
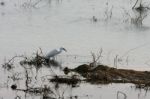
[1,83,150,99]
[1,0,150,98]
[0,0,150,70]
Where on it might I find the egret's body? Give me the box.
[45,47,67,60]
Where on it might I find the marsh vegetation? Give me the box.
[1,0,150,99]
[1,49,150,99]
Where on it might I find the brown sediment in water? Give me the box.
[50,75,81,86]
[65,64,150,87]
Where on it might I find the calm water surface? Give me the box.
[1,0,150,98]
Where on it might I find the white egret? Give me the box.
[45,47,67,60]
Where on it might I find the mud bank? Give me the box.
[65,64,150,88]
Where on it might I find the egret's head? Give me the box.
[60,47,67,52]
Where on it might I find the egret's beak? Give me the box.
[63,48,67,52]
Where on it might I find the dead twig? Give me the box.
[117,91,127,99]
[90,48,103,67]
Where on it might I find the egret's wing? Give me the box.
[45,49,60,58]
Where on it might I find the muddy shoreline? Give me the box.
[64,64,150,88]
